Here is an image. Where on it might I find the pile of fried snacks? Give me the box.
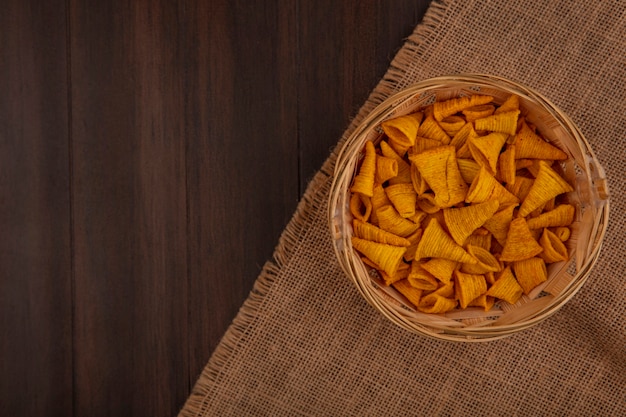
[349,93,574,313]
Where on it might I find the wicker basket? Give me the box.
[329,74,610,341]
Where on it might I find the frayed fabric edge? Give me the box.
[178,1,450,415]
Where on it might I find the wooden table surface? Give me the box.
[0,1,431,415]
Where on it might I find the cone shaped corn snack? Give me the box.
[498,145,516,184]
[352,219,412,247]
[410,163,430,195]
[350,140,376,196]
[410,145,468,208]
[505,176,534,201]
[417,114,451,144]
[439,115,466,137]
[417,293,458,314]
[385,183,417,218]
[485,266,523,304]
[553,226,571,241]
[375,155,399,184]
[392,279,423,308]
[461,245,502,274]
[380,140,412,184]
[513,121,568,160]
[526,204,575,229]
[443,199,500,246]
[415,218,477,264]
[463,230,493,251]
[518,161,573,217]
[376,205,421,237]
[412,136,444,154]
[351,237,407,278]
[408,260,439,291]
[381,112,422,156]
[482,204,517,246]
[493,94,520,114]
[468,132,508,174]
[462,104,496,122]
[500,217,543,262]
[468,294,496,311]
[512,257,548,295]
[474,110,520,136]
[433,94,494,121]
[457,158,481,184]
[450,121,478,150]
[421,258,458,285]
[466,167,520,206]
[349,193,372,222]
[454,270,487,309]
[539,228,569,263]
[402,228,424,262]
[380,261,411,286]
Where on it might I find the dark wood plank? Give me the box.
[69,1,189,415]
[184,0,300,385]
[184,0,431,403]
[0,1,73,416]
[0,1,433,414]
[298,0,431,189]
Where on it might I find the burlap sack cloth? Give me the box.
[180,0,625,415]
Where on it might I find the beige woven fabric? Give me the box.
[181,1,626,415]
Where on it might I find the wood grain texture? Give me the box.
[0,1,72,416]
[0,1,431,415]
[69,1,189,415]
[184,0,300,382]
[298,0,430,189]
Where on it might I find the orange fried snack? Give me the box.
[439,115,466,137]
[461,245,502,275]
[385,183,417,218]
[462,104,496,122]
[526,204,575,229]
[349,193,372,222]
[513,121,568,160]
[392,279,423,308]
[498,145,516,184]
[421,258,458,285]
[381,112,423,156]
[350,140,376,196]
[443,199,500,246]
[485,266,523,304]
[518,161,573,217]
[408,260,440,291]
[417,293,458,314]
[415,218,477,264]
[409,145,468,208]
[375,155,399,184]
[454,270,487,309]
[512,257,548,294]
[380,141,412,184]
[433,94,494,121]
[376,204,421,237]
[417,114,451,144]
[348,92,575,313]
[494,94,520,114]
[474,110,520,136]
[352,219,412,247]
[466,167,520,206]
[539,228,569,263]
[482,204,517,246]
[499,217,544,262]
[468,132,508,175]
[351,237,407,278]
